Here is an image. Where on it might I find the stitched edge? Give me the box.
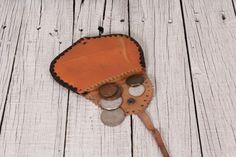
[49,34,146,94]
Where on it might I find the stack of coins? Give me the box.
[98,83,125,127]
[98,74,146,127]
[126,74,145,96]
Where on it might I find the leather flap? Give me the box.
[50,34,145,94]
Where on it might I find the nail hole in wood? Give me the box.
[98,26,104,35]
[221,14,226,20]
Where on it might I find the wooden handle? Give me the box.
[137,111,170,157]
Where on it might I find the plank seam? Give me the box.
[63,90,70,157]
[63,0,76,156]
[130,116,134,157]
[38,0,43,25]
[102,0,107,21]
[0,8,24,134]
[127,1,134,157]
[72,0,76,42]
[127,0,131,37]
[179,0,204,156]
[231,0,236,16]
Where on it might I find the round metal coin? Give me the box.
[98,83,119,98]
[126,74,145,87]
[105,85,122,100]
[128,85,145,96]
[100,97,122,110]
[100,108,125,127]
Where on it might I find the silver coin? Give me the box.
[100,108,125,127]
[128,85,145,96]
[100,97,122,110]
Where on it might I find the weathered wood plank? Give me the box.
[129,0,202,156]
[0,0,25,126]
[64,0,132,157]
[0,0,235,157]
[0,0,73,156]
[181,0,236,156]
[232,0,236,15]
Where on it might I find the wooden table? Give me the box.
[0,0,235,156]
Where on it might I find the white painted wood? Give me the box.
[233,0,236,11]
[0,0,235,157]
[102,0,129,35]
[0,0,25,123]
[129,0,202,156]
[0,0,73,156]
[182,0,236,156]
[64,0,132,157]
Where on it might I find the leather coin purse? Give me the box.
[50,34,169,157]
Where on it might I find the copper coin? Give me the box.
[98,83,119,98]
[126,74,144,87]
[105,85,122,100]
[100,108,125,127]
[100,97,122,110]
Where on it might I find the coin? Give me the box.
[128,85,145,96]
[100,108,125,127]
[105,85,122,100]
[126,74,144,87]
[100,97,122,110]
[98,83,119,98]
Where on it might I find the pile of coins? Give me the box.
[126,74,145,97]
[99,74,145,127]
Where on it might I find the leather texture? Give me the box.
[138,111,170,157]
[50,34,169,157]
[50,34,144,94]
[85,72,153,115]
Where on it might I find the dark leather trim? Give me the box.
[49,34,146,94]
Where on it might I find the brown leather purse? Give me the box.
[50,34,169,157]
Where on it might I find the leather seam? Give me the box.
[49,34,146,94]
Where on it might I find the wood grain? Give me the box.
[181,0,236,156]
[0,0,236,156]
[0,0,25,127]
[0,0,73,156]
[64,0,132,157]
[232,0,236,15]
[129,0,202,156]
